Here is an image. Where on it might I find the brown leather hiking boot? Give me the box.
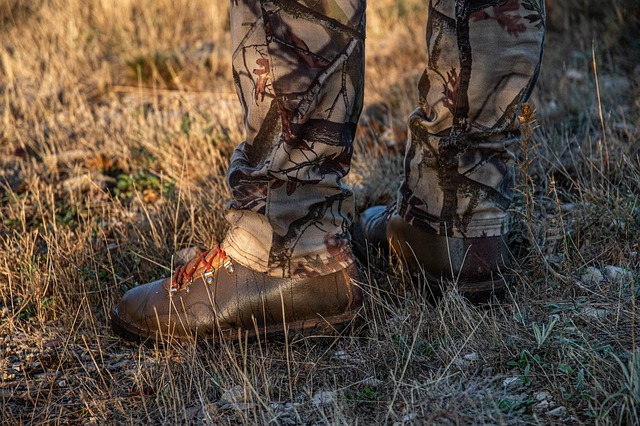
[355,206,508,303]
[111,245,364,343]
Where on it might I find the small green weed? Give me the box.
[507,350,544,386]
[112,170,174,203]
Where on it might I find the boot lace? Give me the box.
[166,244,234,295]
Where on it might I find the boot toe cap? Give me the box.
[111,279,171,341]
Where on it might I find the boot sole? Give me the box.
[111,307,364,346]
[417,273,506,304]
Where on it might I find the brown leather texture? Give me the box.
[111,261,363,343]
[388,214,508,299]
[355,206,508,301]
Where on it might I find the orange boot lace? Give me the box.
[165,244,234,295]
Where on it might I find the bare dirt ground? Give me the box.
[1,0,639,424]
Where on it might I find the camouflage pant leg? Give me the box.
[397,0,546,238]
[224,0,366,278]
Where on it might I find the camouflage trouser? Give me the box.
[224,0,546,278]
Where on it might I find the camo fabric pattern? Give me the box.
[396,0,546,238]
[225,0,545,278]
[224,0,366,277]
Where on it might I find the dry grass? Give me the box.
[1,0,639,424]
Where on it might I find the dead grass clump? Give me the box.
[0,0,45,28]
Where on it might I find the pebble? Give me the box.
[565,69,585,81]
[503,377,520,388]
[548,406,567,417]
[454,357,469,366]
[582,306,609,320]
[535,391,551,402]
[283,402,300,410]
[388,316,409,326]
[268,402,300,411]
[464,352,478,361]
[312,390,335,406]
[533,391,556,412]
[534,400,552,411]
[604,266,633,284]
[333,350,350,361]
[402,413,417,422]
[581,267,604,286]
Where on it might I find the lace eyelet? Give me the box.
[168,244,234,294]
[203,267,215,284]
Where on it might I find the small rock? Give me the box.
[545,99,559,115]
[453,355,469,366]
[548,406,567,417]
[582,306,609,320]
[388,315,409,326]
[565,69,585,81]
[312,390,335,406]
[268,401,300,412]
[34,372,57,380]
[503,377,520,388]
[402,413,417,422]
[604,266,633,284]
[464,352,478,361]
[535,391,551,402]
[534,400,552,412]
[283,402,300,410]
[581,267,604,286]
[333,350,350,361]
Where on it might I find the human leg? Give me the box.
[225,0,366,278]
[112,0,367,342]
[357,0,546,301]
